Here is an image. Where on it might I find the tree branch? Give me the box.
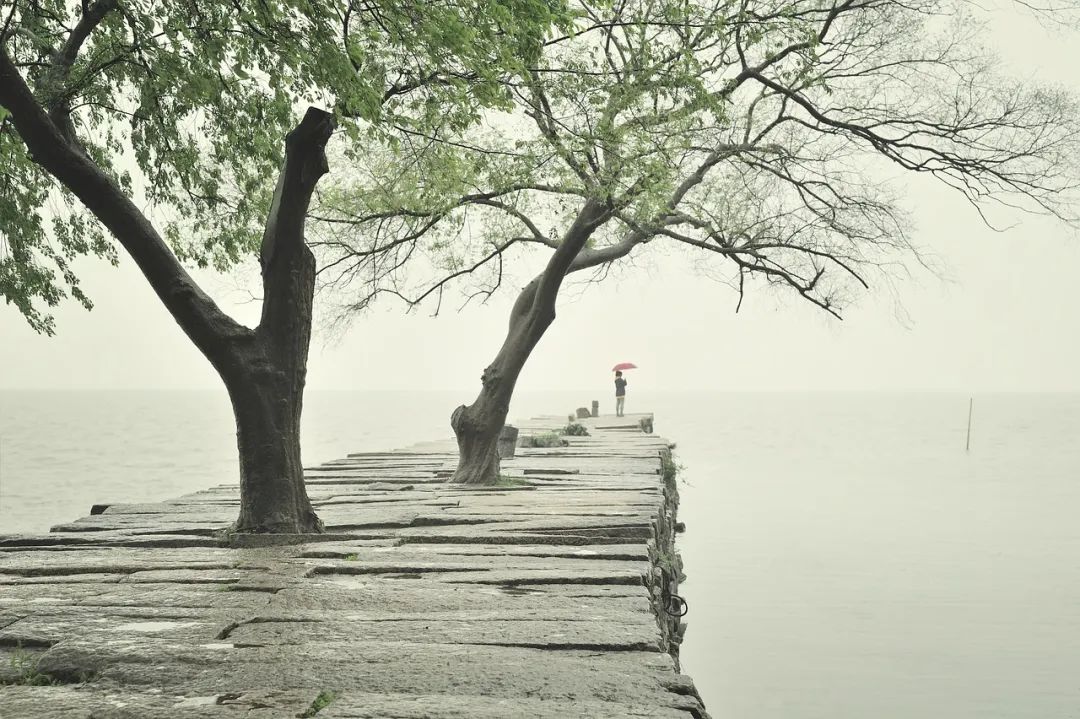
[259,107,336,345]
[38,0,118,143]
[0,45,253,362]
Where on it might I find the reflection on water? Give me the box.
[2,390,1078,717]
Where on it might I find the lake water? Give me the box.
[2,389,1079,717]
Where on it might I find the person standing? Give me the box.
[614,370,628,417]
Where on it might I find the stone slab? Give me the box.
[0,410,707,718]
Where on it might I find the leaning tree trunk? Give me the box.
[450,199,610,485]
[450,281,543,484]
[450,398,510,486]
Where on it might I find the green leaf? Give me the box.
[0,0,570,332]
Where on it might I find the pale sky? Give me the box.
[1,6,1078,394]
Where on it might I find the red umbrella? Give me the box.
[612,362,637,372]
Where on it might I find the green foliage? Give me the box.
[561,422,589,436]
[660,449,678,490]
[298,689,338,717]
[323,0,1080,319]
[2,645,55,686]
[521,432,568,448]
[0,0,570,333]
[656,548,678,573]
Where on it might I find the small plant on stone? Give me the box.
[495,475,531,487]
[522,432,567,448]
[342,554,359,561]
[660,451,689,488]
[660,451,678,489]
[2,645,55,686]
[298,689,338,717]
[656,549,678,573]
[561,422,589,437]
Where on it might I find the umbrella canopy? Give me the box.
[612,362,637,372]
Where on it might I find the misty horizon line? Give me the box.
[2,387,1079,395]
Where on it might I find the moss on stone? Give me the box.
[561,422,590,436]
[2,646,56,686]
[520,432,568,448]
[298,689,338,717]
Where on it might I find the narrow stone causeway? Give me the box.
[0,412,708,718]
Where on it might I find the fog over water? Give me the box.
[3,390,1079,716]
[2,4,1079,717]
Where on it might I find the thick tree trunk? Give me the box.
[223,230,321,533]
[452,274,547,481]
[450,200,611,484]
[450,402,506,485]
[450,276,546,484]
[217,107,333,532]
[228,373,321,533]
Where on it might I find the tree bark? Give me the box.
[221,107,334,533]
[450,281,540,484]
[228,370,320,533]
[450,199,611,484]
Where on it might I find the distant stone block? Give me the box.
[497,424,519,459]
[575,407,591,419]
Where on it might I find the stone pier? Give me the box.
[0,412,708,718]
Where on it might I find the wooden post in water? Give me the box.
[965,397,974,452]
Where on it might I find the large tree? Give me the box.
[318,0,1079,484]
[0,1,566,530]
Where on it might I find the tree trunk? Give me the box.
[450,200,611,484]
[217,107,333,532]
[223,224,321,533]
[228,372,322,533]
[450,280,544,484]
[450,401,506,485]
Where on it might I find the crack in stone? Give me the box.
[459,575,645,587]
[408,516,491,528]
[478,641,659,652]
[522,527,652,539]
[224,585,285,594]
[2,563,233,578]
[398,535,629,546]
[305,566,489,578]
[436,549,647,561]
[215,616,320,641]
[0,634,56,648]
[323,522,413,531]
[136,528,224,537]
[214,621,243,640]
[0,615,26,631]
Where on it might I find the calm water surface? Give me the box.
[1,390,1078,717]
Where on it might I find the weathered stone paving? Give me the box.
[0,412,707,718]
